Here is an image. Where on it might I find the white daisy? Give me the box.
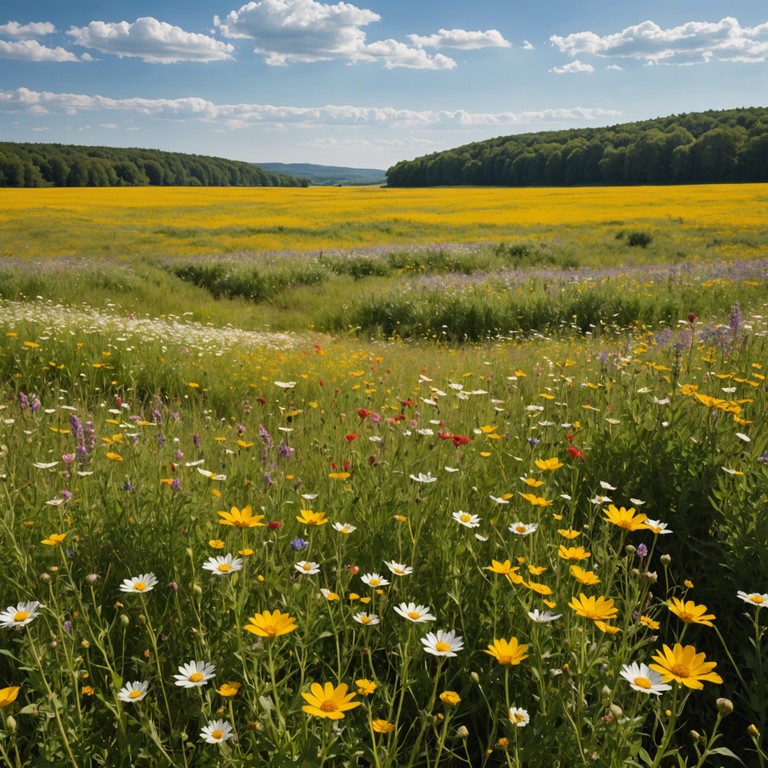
[295,561,320,575]
[119,573,158,594]
[509,522,538,536]
[174,660,216,688]
[643,519,673,535]
[453,511,481,528]
[202,554,243,576]
[394,602,436,623]
[117,681,148,703]
[620,662,672,696]
[332,522,357,534]
[509,707,530,727]
[384,561,413,576]
[361,573,390,588]
[353,612,380,626]
[410,472,437,483]
[737,591,768,608]
[0,601,41,629]
[527,609,562,624]
[421,629,464,657]
[200,719,235,744]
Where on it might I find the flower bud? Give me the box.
[660,554,672,566]
[748,724,760,737]
[39,572,51,582]
[470,671,480,685]
[5,716,16,733]
[609,704,623,720]
[120,614,130,627]
[716,698,734,716]
[643,571,658,584]
[689,730,702,742]
[85,573,100,584]
[455,725,469,739]
[625,544,636,555]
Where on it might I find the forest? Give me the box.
[386,107,768,187]
[0,143,308,188]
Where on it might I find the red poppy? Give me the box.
[345,434,359,443]
[452,435,471,446]
[357,408,372,419]
[567,446,585,460]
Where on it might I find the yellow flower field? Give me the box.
[1,183,766,260]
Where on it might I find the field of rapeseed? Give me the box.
[0,293,766,767]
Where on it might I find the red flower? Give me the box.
[452,435,470,447]
[268,520,283,530]
[399,399,416,407]
[438,432,453,440]
[343,460,351,471]
[257,396,267,405]
[567,446,585,460]
[357,408,372,419]
[345,433,359,443]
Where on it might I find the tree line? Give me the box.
[386,107,768,187]
[0,143,309,188]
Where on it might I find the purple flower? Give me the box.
[636,543,648,560]
[193,433,200,448]
[758,451,768,465]
[156,433,166,447]
[258,424,273,450]
[60,490,73,503]
[152,410,162,424]
[278,443,294,460]
[290,538,309,552]
[528,437,540,447]
[171,478,181,491]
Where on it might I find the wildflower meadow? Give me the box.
[0,187,767,766]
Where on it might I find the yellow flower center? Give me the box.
[460,514,471,522]
[515,525,527,533]
[128,689,143,699]
[669,664,690,678]
[750,595,765,604]
[511,712,526,724]
[319,700,338,713]
[133,582,146,592]
[408,611,421,620]
[302,563,312,571]
[633,676,652,690]
[217,564,232,572]
[361,616,371,624]
[497,655,514,664]
[369,579,380,586]
[435,641,451,653]
[189,672,205,683]
[211,729,224,740]
[13,611,30,622]
[394,567,405,574]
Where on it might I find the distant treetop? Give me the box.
[385,107,768,187]
[0,143,309,188]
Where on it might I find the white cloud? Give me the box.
[606,64,622,71]
[217,0,377,64]
[0,21,56,38]
[0,39,84,62]
[408,28,511,50]
[0,87,621,129]
[299,136,440,151]
[550,59,594,74]
[67,17,235,63]
[550,17,768,65]
[361,39,456,69]
[522,40,534,50]
[216,0,454,68]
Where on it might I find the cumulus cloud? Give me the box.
[361,39,456,69]
[408,28,511,50]
[0,39,86,62]
[216,0,377,63]
[67,17,235,63]
[550,59,594,74]
[298,136,441,151]
[0,87,621,129]
[550,16,768,65]
[0,21,56,38]
[216,0,455,68]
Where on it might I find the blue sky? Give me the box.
[1,1,766,169]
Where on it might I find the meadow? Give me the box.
[0,184,766,767]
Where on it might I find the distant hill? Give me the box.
[0,143,309,188]
[386,106,768,187]
[256,162,386,186]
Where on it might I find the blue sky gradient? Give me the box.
[1,1,766,168]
